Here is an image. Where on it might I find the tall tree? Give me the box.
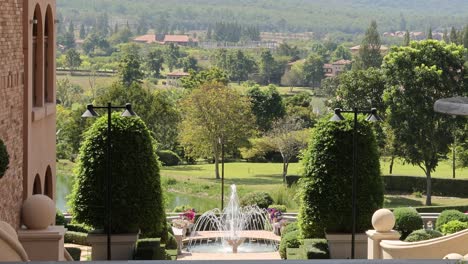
[247,84,286,132]
[146,49,165,78]
[180,67,229,90]
[383,40,466,205]
[450,27,458,44]
[179,82,255,179]
[332,45,352,61]
[79,24,86,39]
[355,20,382,69]
[463,25,468,49]
[427,27,433,39]
[443,28,449,43]
[164,43,182,71]
[258,50,277,84]
[303,53,325,87]
[118,44,144,86]
[181,56,199,72]
[65,48,82,74]
[404,30,410,46]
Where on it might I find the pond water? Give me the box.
[56,173,219,213]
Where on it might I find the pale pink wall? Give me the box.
[23,0,56,202]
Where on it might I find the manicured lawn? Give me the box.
[380,158,468,178]
[57,74,117,89]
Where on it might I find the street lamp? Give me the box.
[218,137,225,210]
[330,107,381,259]
[82,102,137,260]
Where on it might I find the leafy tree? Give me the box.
[443,29,449,43]
[331,45,352,61]
[181,56,199,72]
[450,27,458,44]
[164,44,182,71]
[181,67,229,89]
[404,30,411,46]
[56,104,90,160]
[427,27,433,39]
[285,92,319,128]
[247,84,286,132]
[94,13,110,37]
[335,68,386,111]
[146,49,164,78]
[268,117,309,183]
[108,27,133,45]
[281,63,304,89]
[303,53,325,87]
[383,40,466,205]
[277,43,300,61]
[258,50,284,84]
[65,48,82,74]
[355,20,382,69]
[212,49,256,83]
[62,22,76,50]
[56,78,84,107]
[79,24,86,39]
[463,25,468,50]
[82,33,111,56]
[179,82,255,179]
[118,44,144,86]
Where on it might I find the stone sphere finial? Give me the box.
[371,209,395,232]
[22,194,55,230]
[443,253,463,260]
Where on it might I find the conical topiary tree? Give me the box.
[298,117,383,238]
[70,113,165,237]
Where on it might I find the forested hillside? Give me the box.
[58,0,468,34]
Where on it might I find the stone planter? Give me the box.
[325,233,367,259]
[87,233,138,260]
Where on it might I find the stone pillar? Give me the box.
[18,225,66,261]
[366,209,401,259]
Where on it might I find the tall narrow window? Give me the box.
[32,5,43,107]
[44,166,53,199]
[33,174,42,195]
[44,6,54,103]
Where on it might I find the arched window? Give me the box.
[33,174,42,195]
[32,5,43,107]
[44,166,53,199]
[44,6,54,103]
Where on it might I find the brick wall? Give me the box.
[0,0,24,229]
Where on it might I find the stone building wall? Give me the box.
[0,0,25,229]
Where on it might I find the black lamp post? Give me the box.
[218,137,225,210]
[82,103,137,260]
[330,107,381,259]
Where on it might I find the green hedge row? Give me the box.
[133,238,166,260]
[383,175,468,198]
[64,231,90,246]
[414,205,468,213]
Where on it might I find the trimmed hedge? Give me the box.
[404,229,443,242]
[440,220,468,235]
[279,230,301,259]
[435,210,468,231]
[281,222,299,237]
[240,192,273,209]
[393,207,423,240]
[65,247,82,261]
[56,210,66,226]
[64,231,90,246]
[0,138,9,178]
[383,175,468,198]
[165,232,178,250]
[414,205,468,213]
[303,239,329,259]
[134,238,165,260]
[66,223,91,233]
[157,150,181,166]
[299,118,383,238]
[70,113,166,237]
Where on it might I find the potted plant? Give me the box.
[298,117,383,259]
[69,114,166,260]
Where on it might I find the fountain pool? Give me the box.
[186,185,279,254]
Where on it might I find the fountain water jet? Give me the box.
[187,184,276,253]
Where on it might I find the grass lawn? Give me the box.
[57,74,117,89]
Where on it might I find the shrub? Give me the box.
[239,192,273,209]
[279,230,301,259]
[435,210,468,231]
[64,231,90,246]
[298,118,383,238]
[393,207,423,240]
[66,223,91,233]
[404,229,443,242]
[173,205,193,213]
[165,232,178,250]
[134,238,165,260]
[268,204,287,213]
[0,138,9,178]
[282,222,299,237]
[157,150,181,166]
[440,220,468,235]
[65,247,82,261]
[56,210,66,226]
[303,239,329,259]
[70,113,166,237]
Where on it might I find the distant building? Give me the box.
[133,34,197,46]
[350,45,389,54]
[133,34,158,44]
[166,71,190,87]
[323,59,352,77]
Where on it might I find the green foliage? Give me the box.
[355,20,382,70]
[247,84,285,132]
[404,229,443,242]
[299,118,383,238]
[435,210,468,231]
[157,150,181,166]
[303,53,325,87]
[258,50,284,85]
[56,210,66,226]
[382,175,468,198]
[303,239,329,259]
[282,222,299,237]
[440,220,468,235]
[145,48,164,78]
[268,204,287,213]
[65,247,82,261]
[172,205,193,212]
[180,67,229,89]
[70,113,166,237]
[0,138,9,179]
[239,191,273,209]
[64,231,90,246]
[383,40,466,205]
[393,207,423,239]
[165,232,178,250]
[211,49,256,83]
[134,238,165,260]
[56,104,90,160]
[66,223,92,233]
[279,230,301,259]
[164,44,183,71]
[118,44,144,86]
[286,175,301,186]
[65,48,82,72]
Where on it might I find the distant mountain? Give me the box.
[57,0,468,35]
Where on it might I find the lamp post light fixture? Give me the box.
[218,137,225,210]
[81,103,137,260]
[329,107,381,259]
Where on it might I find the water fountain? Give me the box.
[187,184,278,253]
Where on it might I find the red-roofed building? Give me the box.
[166,71,190,87]
[323,59,352,77]
[163,35,195,46]
[133,34,158,44]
